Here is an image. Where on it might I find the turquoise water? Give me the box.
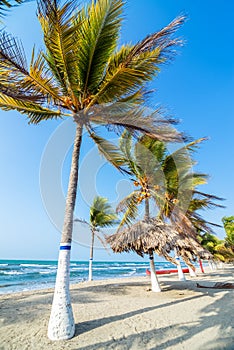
[0,259,182,294]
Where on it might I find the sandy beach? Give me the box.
[0,265,233,350]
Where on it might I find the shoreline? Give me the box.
[0,260,202,296]
[0,265,233,349]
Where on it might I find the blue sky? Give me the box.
[0,0,233,261]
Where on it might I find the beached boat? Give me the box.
[146,268,189,275]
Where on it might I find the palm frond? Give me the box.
[87,128,127,173]
[0,93,62,122]
[37,0,82,99]
[76,0,123,95]
[139,135,167,162]
[116,191,139,231]
[127,15,186,61]
[24,48,63,104]
[0,31,28,73]
[92,47,162,104]
[194,190,225,203]
[118,131,142,177]
[90,15,185,105]
[0,32,63,106]
[86,103,185,143]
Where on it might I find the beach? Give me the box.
[0,266,233,350]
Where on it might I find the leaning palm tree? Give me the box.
[115,133,221,278]
[75,196,117,281]
[116,132,207,230]
[0,0,186,340]
[114,133,199,289]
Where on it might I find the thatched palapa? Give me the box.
[106,219,212,267]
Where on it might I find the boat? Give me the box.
[146,268,189,275]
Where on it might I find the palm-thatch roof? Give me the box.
[106,219,212,267]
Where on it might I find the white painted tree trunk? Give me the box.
[89,229,95,281]
[212,260,218,270]
[174,248,186,281]
[88,258,93,281]
[47,124,83,341]
[149,253,161,292]
[208,260,214,271]
[188,265,196,277]
[48,243,75,340]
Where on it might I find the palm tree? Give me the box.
[199,232,234,263]
[116,132,165,291]
[199,216,234,264]
[115,133,223,278]
[222,216,234,251]
[0,0,186,340]
[116,132,207,229]
[75,196,117,281]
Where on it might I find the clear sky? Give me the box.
[0,0,233,261]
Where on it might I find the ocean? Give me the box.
[0,259,186,294]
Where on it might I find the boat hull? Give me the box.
[146,268,189,275]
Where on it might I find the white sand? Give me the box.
[0,265,233,350]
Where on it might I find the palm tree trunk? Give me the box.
[144,197,150,221]
[48,123,83,341]
[149,250,161,292]
[188,265,196,277]
[89,228,95,281]
[145,198,161,292]
[208,260,214,271]
[174,247,186,281]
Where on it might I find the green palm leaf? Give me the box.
[87,129,127,173]
[90,196,118,228]
[0,32,63,105]
[0,93,62,121]
[119,131,142,177]
[37,0,82,99]
[90,15,186,105]
[76,0,123,95]
[116,191,140,231]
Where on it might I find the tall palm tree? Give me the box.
[75,196,117,281]
[0,0,186,340]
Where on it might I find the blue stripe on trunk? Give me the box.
[60,245,71,250]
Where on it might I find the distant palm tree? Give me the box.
[75,196,117,281]
[222,216,234,251]
[0,0,185,340]
[199,232,234,263]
